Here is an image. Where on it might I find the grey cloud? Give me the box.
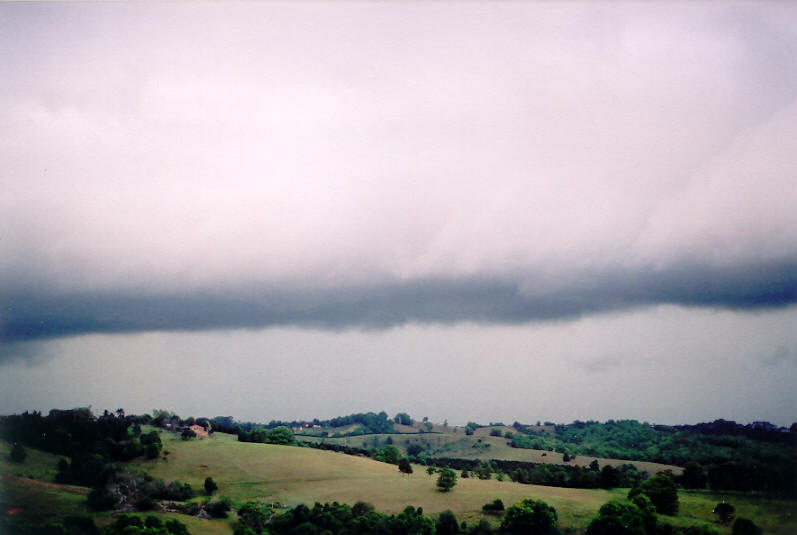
[572,355,627,374]
[761,345,792,367]
[3,258,796,362]
[3,3,797,363]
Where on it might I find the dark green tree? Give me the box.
[374,445,401,465]
[266,426,295,445]
[9,443,26,463]
[237,502,268,534]
[395,413,413,425]
[482,499,505,514]
[713,502,735,525]
[681,462,707,489]
[436,468,457,492]
[399,458,414,475]
[500,499,559,535]
[629,472,679,515]
[585,500,646,535]
[599,465,621,489]
[204,476,218,495]
[205,497,232,518]
[437,510,460,535]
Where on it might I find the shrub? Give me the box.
[436,468,457,492]
[205,476,218,495]
[585,500,645,535]
[500,499,559,535]
[437,510,460,535]
[713,502,735,525]
[87,488,115,511]
[205,497,232,518]
[628,472,678,515]
[9,443,27,463]
[237,502,268,534]
[732,518,762,535]
[482,499,505,514]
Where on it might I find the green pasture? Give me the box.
[2,433,795,534]
[298,432,682,475]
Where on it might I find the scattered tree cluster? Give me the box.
[104,514,190,535]
[238,426,296,445]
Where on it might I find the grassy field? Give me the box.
[3,432,795,535]
[297,432,682,475]
[0,440,65,481]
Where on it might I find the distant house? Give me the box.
[189,424,209,438]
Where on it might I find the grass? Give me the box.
[129,430,621,527]
[3,433,795,535]
[0,474,89,525]
[0,440,66,481]
[299,432,682,475]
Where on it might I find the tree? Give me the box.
[482,499,505,514]
[9,443,26,463]
[266,426,295,445]
[585,500,646,535]
[681,462,707,489]
[395,413,413,426]
[436,468,457,492]
[238,502,268,534]
[204,476,218,495]
[500,499,560,535]
[713,502,735,525]
[427,466,436,476]
[399,458,414,475]
[629,472,679,515]
[374,445,401,465]
[181,428,197,441]
[437,510,460,535]
[205,497,232,518]
[600,465,621,489]
[630,494,657,535]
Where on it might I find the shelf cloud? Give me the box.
[2,2,797,361]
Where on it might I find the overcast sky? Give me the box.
[2,2,796,426]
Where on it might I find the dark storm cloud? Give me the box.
[3,3,797,363]
[3,258,795,359]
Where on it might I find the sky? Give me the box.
[1,2,796,426]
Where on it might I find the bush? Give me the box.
[436,468,457,492]
[683,525,720,535]
[628,472,678,515]
[713,502,735,525]
[63,516,99,535]
[9,443,27,463]
[399,458,414,475]
[238,502,268,534]
[500,499,559,535]
[205,497,232,518]
[145,444,160,459]
[86,488,115,511]
[437,510,460,535]
[373,445,401,465]
[585,500,645,535]
[135,496,156,511]
[482,499,505,514]
[165,519,190,535]
[732,518,762,535]
[205,476,218,495]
